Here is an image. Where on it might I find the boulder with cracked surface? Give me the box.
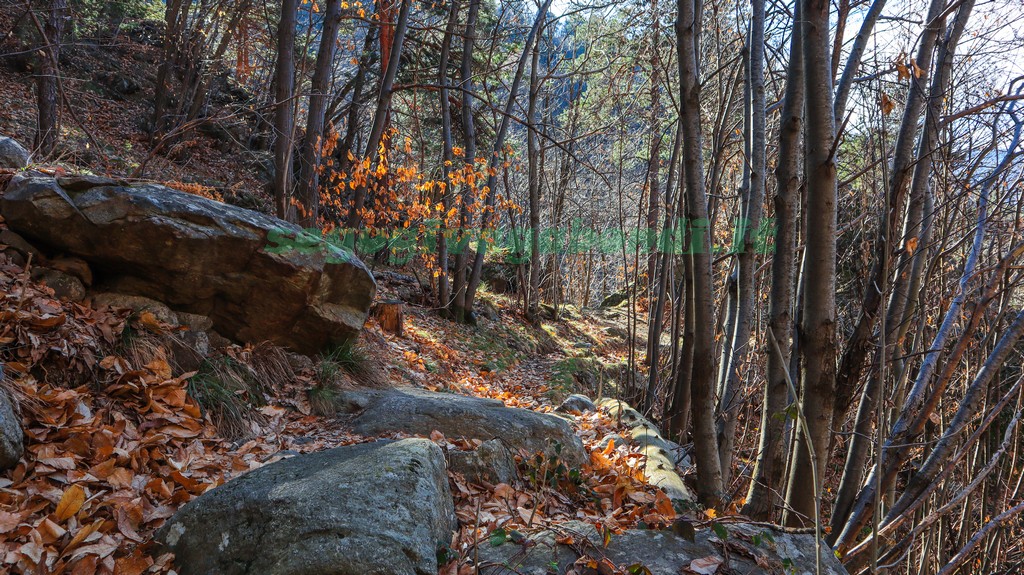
[1,174,376,355]
[157,438,455,575]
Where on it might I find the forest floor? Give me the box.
[0,236,706,574]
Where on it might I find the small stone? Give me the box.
[449,439,518,484]
[31,267,86,302]
[556,394,597,414]
[0,136,30,169]
[600,292,628,308]
[47,256,93,285]
[91,293,180,325]
[286,352,315,372]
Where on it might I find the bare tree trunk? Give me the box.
[461,0,555,322]
[153,0,186,137]
[335,24,378,176]
[835,0,978,544]
[646,119,683,413]
[272,0,299,219]
[743,0,802,521]
[832,0,885,121]
[450,0,481,321]
[717,0,766,487]
[347,0,412,230]
[830,0,974,537]
[35,0,67,157]
[435,0,460,309]
[526,36,543,325]
[671,0,724,506]
[296,0,344,227]
[185,1,253,124]
[782,0,837,527]
[832,0,947,426]
[644,0,663,391]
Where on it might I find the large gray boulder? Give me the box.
[337,387,588,468]
[0,366,23,471]
[477,520,848,575]
[157,439,455,575]
[1,174,376,354]
[0,136,30,169]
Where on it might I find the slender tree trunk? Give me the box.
[153,0,186,137]
[335,24,378,176]
[832,0,947,426]
[185,1,252,124]
[450,0,481,321]
[644,0,663,397]
[461,0,555,322]
[717,0,766,487]
[272,0,299,219]
[671,0,724,506]
[347,0,412,229]
[647,119,683,409]
[782,0,838,527]
[835,1,978,544]
[832,0,885,121]
[743,0,802,521]
[435,0,460,309]
[526,36,543,325]
[296,0,344,227]
[35,0,67,157]
[830,0,974,537]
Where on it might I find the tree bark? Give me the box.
[832,0,947,426]
[435,0,460,309]
[671,0,724,506]
[272,0,299,219]
[743,0,802,521]
[526,30,543,325]
[35,0,67,157]
[449,0,481,321]
[460,0,554,322]
[296,0,345,227]
[717,0,766,488]
[781,0,837,527]
[835,0,978,544]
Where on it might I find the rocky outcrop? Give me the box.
[477,520,848,575]
[1,174,376,355]
[0,366,24,471]
[600,292,628,308]
[0,136,30,169]
[158,438,455,575]
[598,398,692,502]
[336,387,588,468]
